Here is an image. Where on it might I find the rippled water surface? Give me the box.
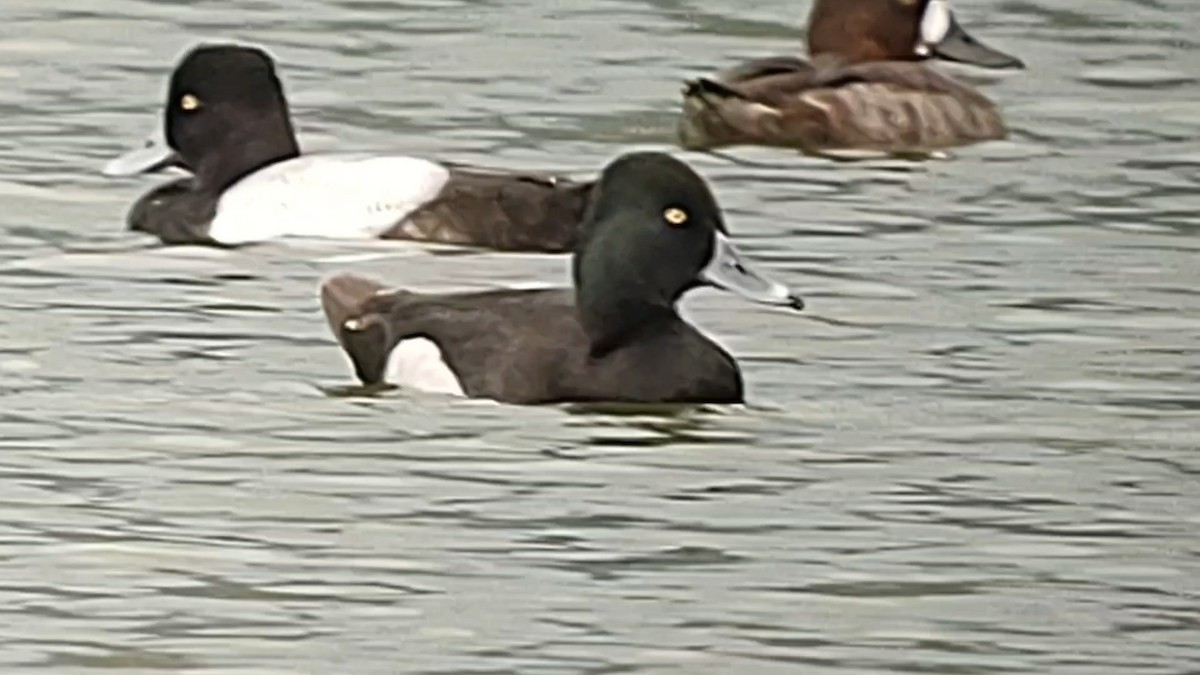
[1,0,1199,672]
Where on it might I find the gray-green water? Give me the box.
[2,0,1199,672]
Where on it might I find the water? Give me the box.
[1,0,1198,672]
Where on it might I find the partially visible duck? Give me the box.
[104,44,593,252]
[319,152,804,405]
[678,0,1024,157]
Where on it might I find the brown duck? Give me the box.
[678,0,1024,157]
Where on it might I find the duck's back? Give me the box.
[322,276,743,404]
[767,60,1006,152]
[384,165,592,253]
[680,57,1006,155]
[126,154,591,252]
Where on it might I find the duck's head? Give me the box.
[574,152,803,351]
[807,0,1024,69]
[104,43,300,191]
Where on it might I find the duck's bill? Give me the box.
[102,123,185,177]
[700,232,804,311]
[931,14,1024,69]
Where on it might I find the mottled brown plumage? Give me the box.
[678,0,1022,156]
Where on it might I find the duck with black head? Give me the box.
[678,0,1024,157]
[105,44,594,252]
[319,152,804,405]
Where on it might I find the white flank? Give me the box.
[208,153,451,245]
[384,338,466,397]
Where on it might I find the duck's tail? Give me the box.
[683,78,752,105]
[678,78,760,152]
[319,274,398,385]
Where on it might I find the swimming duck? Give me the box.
[678,0,1024,157]
[320,152,804,405]
[104,44,593,252]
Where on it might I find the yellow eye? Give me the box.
[663,207,689,227]
[180,94,201,111]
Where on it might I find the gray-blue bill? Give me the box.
[699,232,804,310]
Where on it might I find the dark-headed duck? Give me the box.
[104,44,593,252]
[319,152,804,405]
[678,0,1024,157]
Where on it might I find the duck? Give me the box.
[319,152,805,405]
[103,43,593,252]
[677,0,1024,157]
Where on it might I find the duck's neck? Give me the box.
[578,290,676,358]
[574,244,678,358]
[195,112,300,194]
